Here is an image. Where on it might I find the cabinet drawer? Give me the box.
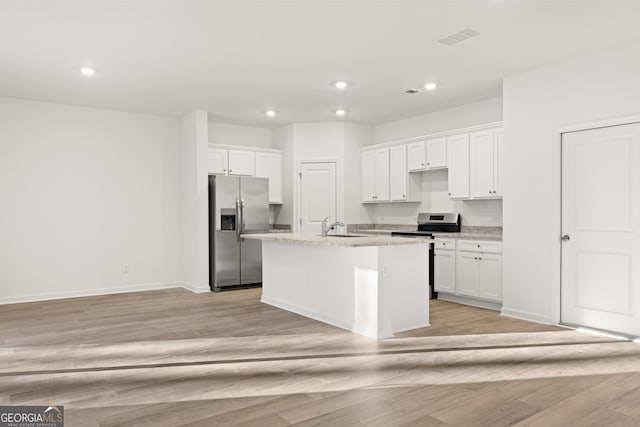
[434,238,456,250]
[458,239,502,254]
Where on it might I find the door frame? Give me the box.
[294,159,343,233]
[554,113,640,326]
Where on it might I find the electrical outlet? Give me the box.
[122,264,129,274]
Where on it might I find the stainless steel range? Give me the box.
[391,213,461,299]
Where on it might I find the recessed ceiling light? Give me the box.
[265,110,277,117]
[80,67,96,76]
[334,81,348,90]
[424,82,438,91]
[335,109,347,116]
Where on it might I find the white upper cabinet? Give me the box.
[362,145,420,203]
[362,122,502,202]
[447,133,470,199]
[389,145,407,201]
[470,128,502,199]
[255,152,283,204]
[407,141,426,171]
[228,149,255,176]
[375,149,390,201]
[407,138,446,171]
[425,137,447,169]
[362,150,378,202]
[362,148,390,202]
[207,148,228,174]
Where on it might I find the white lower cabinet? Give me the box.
[455,239,503,303]
[434,238,456,294]
[477,253,502,301]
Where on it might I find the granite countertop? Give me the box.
[241,232,431,248]
[349,226,502,241]
[431,232,502,241]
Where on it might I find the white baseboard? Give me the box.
[180,282,211,293]
[0,281,212,305]
[0,282,185,305]
[437,293,502,312]
[501,307,552,325]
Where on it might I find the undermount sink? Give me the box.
[319,234,364,238]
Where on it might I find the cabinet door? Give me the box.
[426,138,447,169]
[255,152,282,204]
[478,253,502,302]
[456,251,479,297]
[207,148,228,174]
[407,141,426,171]
[228,150,255,176]
[493,127,504,198]
[361,150,377,202]
[389,145,407,201]
[434,249,456,293]
[375,148,390,201]
[469,129,495,198]
[447,133,470,199]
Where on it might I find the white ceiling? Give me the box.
[2,1,640,128]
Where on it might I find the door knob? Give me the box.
[561,234,570,241]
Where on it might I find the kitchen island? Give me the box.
[242,232,430,339]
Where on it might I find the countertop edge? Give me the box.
[241,232,432,248]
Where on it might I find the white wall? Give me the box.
[502,39,640,324]
[273,124,294,225]
[293,122,345,159]
[0,97,182,303]
[368,97,504,226]
[375,97,503,143]
[180,110,210,292]
[344,122,374,224]
[208,121,273,148]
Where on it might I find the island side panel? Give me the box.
[377,243,430,334]
[260,240,380,337]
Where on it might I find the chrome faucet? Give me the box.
[321,216,344,237]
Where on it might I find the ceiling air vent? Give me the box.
[437,28,480,46]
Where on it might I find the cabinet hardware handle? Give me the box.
[223,169,226,172]
[477,244,481,248]
[229,169,233,172]
[561,234,570,241]
[448,192,451,196]
[479,257,482,261]
[427,163,430,166]
[421,163,425,166]
[402,194,405,198]
[474,257,478,260]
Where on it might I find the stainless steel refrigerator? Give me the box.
[208,175,269,291]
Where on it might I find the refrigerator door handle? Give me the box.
[235,198,241,242]
[241,198,246,233]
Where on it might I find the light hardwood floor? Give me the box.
[1,288,639,426]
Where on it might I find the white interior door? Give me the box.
[561,122,640,336]
[299,162,337,233]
